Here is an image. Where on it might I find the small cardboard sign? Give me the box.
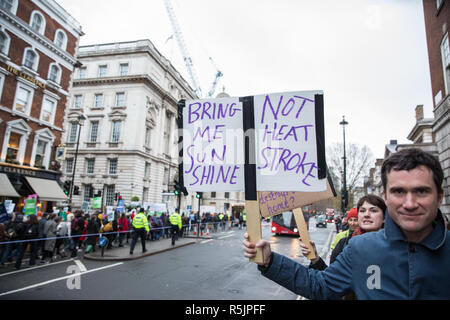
[259,177,335,218]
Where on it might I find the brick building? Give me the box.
[422,0,450,218]
[0,0,83,213]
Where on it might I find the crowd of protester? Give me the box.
[0,208,240,270]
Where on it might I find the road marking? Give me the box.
[0,262,123,297]
[200,239,213,244]
[74,259,87,273]
[0,259,75,278]
[218,234,234,240]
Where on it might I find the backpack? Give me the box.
[103,222,113,232]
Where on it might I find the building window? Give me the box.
[211,192,216,198]
[115,92,125,107]
[40,97,56,123]
[79,67,86,79]
[441,34,450,94]
[54,30,67,50]
[68,122,78,142]
[109,159,118,174]
[86,158,95,174]
[144,127,151,147]
[0,0,14,11]
[89,121,99,142]
[48,64,60,83]
[119,63,129,76]
[5,132,20,163]
[83,184,93,202]
[144,162,151,178]
[30,11,45,34]
[23,49,37,70]
[34,140,47,168]
[14,86,31,113]
[111,121,121,142]
[98,65,107,77]
[224,192,229,199]
[0,30,10,56]
[94,94,103,108]
[142,187,148,203]
[65,158,73,174]
[105,185,115,206]
[73,95,82,108]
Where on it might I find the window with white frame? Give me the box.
[98,65,107,77]
[115,92,125,107]
[105,185,115,206]
[23,48,37,70]
[5,132,21,163]
[144,162,151,178]
[0,72,5,100]
[34,140,47,168]
[65,158,73,174]
[30,11,45,34]
[40,97,56,123]
[119,63,129,76]
[86,158,95,174]
[83,184,93,202]
[94,93,103,108]
[144,126,151,147]
[79,67,86,79]
[48,64,61,83]
[111,121,121,142]
[54,30,67,50]
[89,121,99,142]
[109,158,118,174]
[68,122,78,142]
[0,30,10,56]
[0,0,14,11]
[13,85,33,114]
[73,95,82,108]
[441,33,450,94]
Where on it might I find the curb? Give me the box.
[83,240,197,262]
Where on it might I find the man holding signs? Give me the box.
[243,148,450,299]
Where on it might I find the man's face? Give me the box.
[384,165,443,241]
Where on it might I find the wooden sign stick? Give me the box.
[293,207,316,260]
[245,199,263,264]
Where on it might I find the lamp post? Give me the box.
[339,116,348,214]
[68,114,86,209]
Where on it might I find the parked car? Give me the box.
[316,214,327,228]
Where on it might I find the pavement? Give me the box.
[83,232,212,261]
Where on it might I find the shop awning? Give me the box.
[25,177,68,202]
[0,173,20,197]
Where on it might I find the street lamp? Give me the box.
[339,116,348,214]
[68,114,86,209]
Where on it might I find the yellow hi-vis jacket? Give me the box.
[132,213,149,232]
[169,212,182,229]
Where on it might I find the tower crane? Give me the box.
[163,0,222,98]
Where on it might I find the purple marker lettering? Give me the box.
[188,102,201,124]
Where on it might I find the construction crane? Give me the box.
[163,0,222,98]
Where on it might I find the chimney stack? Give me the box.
[415,105,424,121]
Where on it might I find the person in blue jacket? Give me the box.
[243,148,450,299]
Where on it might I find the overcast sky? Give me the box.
[56,0,433,160]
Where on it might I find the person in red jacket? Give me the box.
[118,213,129,247]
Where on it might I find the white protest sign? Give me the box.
[183,97,245,192]
[254,91,326,192]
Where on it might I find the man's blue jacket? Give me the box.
[259,211,450,299]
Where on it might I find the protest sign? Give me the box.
[293,207,316,260]
[0,203,8,224]
[93,197,102,209]
[259,175,336,218]
[24,198,36,216]
[182,96,245,192]
[179,90,327,263]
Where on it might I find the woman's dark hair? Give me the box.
[357,194,387,215]
[381,148,443,194]
[28,214,39,225]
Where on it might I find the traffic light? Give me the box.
[73,185,80,195]
[173,179,188,196]
[196,192,203,199]
[63,180,71,195]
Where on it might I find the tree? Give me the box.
[326,142,374,211]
